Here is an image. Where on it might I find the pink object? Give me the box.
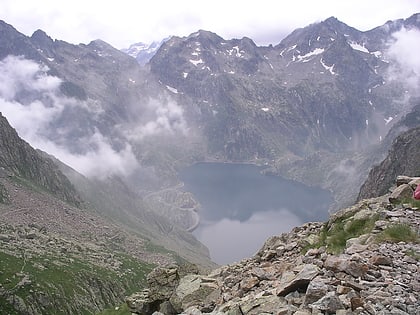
[414,185,420,200]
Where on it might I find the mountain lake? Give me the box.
[179,162,333,264]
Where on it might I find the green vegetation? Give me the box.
[376,223,419,243]
[97,303,131,315]
[302,214,379,254]
[0,250,154,314]
[394,197,420,209]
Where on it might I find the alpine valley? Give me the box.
[0,12,419,314]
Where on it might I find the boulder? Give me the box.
[389,184,413,203]
[125,289,161,315]
[219,295,288,315]
[147,266,180,301]
[304,276,329,305]
[369,254,393,266]
[309,292,344,313]
[324,256,367,278]
[169,274,221,313]
[276,264,319,296]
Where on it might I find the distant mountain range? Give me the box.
[121,37,169,65]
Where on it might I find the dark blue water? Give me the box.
[179,162,333,264]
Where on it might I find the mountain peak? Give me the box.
[187,29,224,45]
[30,29,54,50]
[323,16,339,24]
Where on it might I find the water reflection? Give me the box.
[179,162,333,264]
[195,209,302,264]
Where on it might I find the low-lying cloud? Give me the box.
[0,55,139,179]
[122,97,188,141]
[386,27,420,94]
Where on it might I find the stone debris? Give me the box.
[127,177,420,315]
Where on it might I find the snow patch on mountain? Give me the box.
[190,58,204,66]
[320,58,337,75]
[349,41,369,53]
[296,48,324,62]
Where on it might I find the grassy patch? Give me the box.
[393,197,420,209]
[376,223,418,243]
[0,249,154,314]
[302,214,378,254]
[97,303,131,315]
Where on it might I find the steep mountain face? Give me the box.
[358,125,420,199]
[149,15,419,161]
[0,113,81,206]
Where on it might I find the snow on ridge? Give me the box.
[227,46,245,57]
[320,58,337,75]
[371,51,382,58]
[384,116,393,125]
[296,48,325,62]
[189,58,204,66]
[166,85,179,93]
[349,41,369,53]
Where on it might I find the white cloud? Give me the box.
[386,27,420,92]
[122,97,188,141]
[0,55,139,179]
[1,0,419,48]
[31,131,139,180]
[0,55,61,100]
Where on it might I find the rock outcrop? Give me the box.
[358,126,420,200]
[127,177,420,315]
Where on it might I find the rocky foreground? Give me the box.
[126,176,420,315]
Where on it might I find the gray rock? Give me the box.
[276,264,319,296]
[369,254,393,266]
[0,234,10,241]
[324,256,367,278]
[126,289,160,315]
[147,266,180,301]
[310,292,344,313]
[389,184,413,203]
[239,295,289,315]
[170,274,220,313]
[304,276,329,305]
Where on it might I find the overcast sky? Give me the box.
[1,1,420,49]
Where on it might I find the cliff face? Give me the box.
[0,113,81,206]
[358,126,420,200]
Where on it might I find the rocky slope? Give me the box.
[126,176,420,315]
[0,113,81,206]
[0,113,213,314]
